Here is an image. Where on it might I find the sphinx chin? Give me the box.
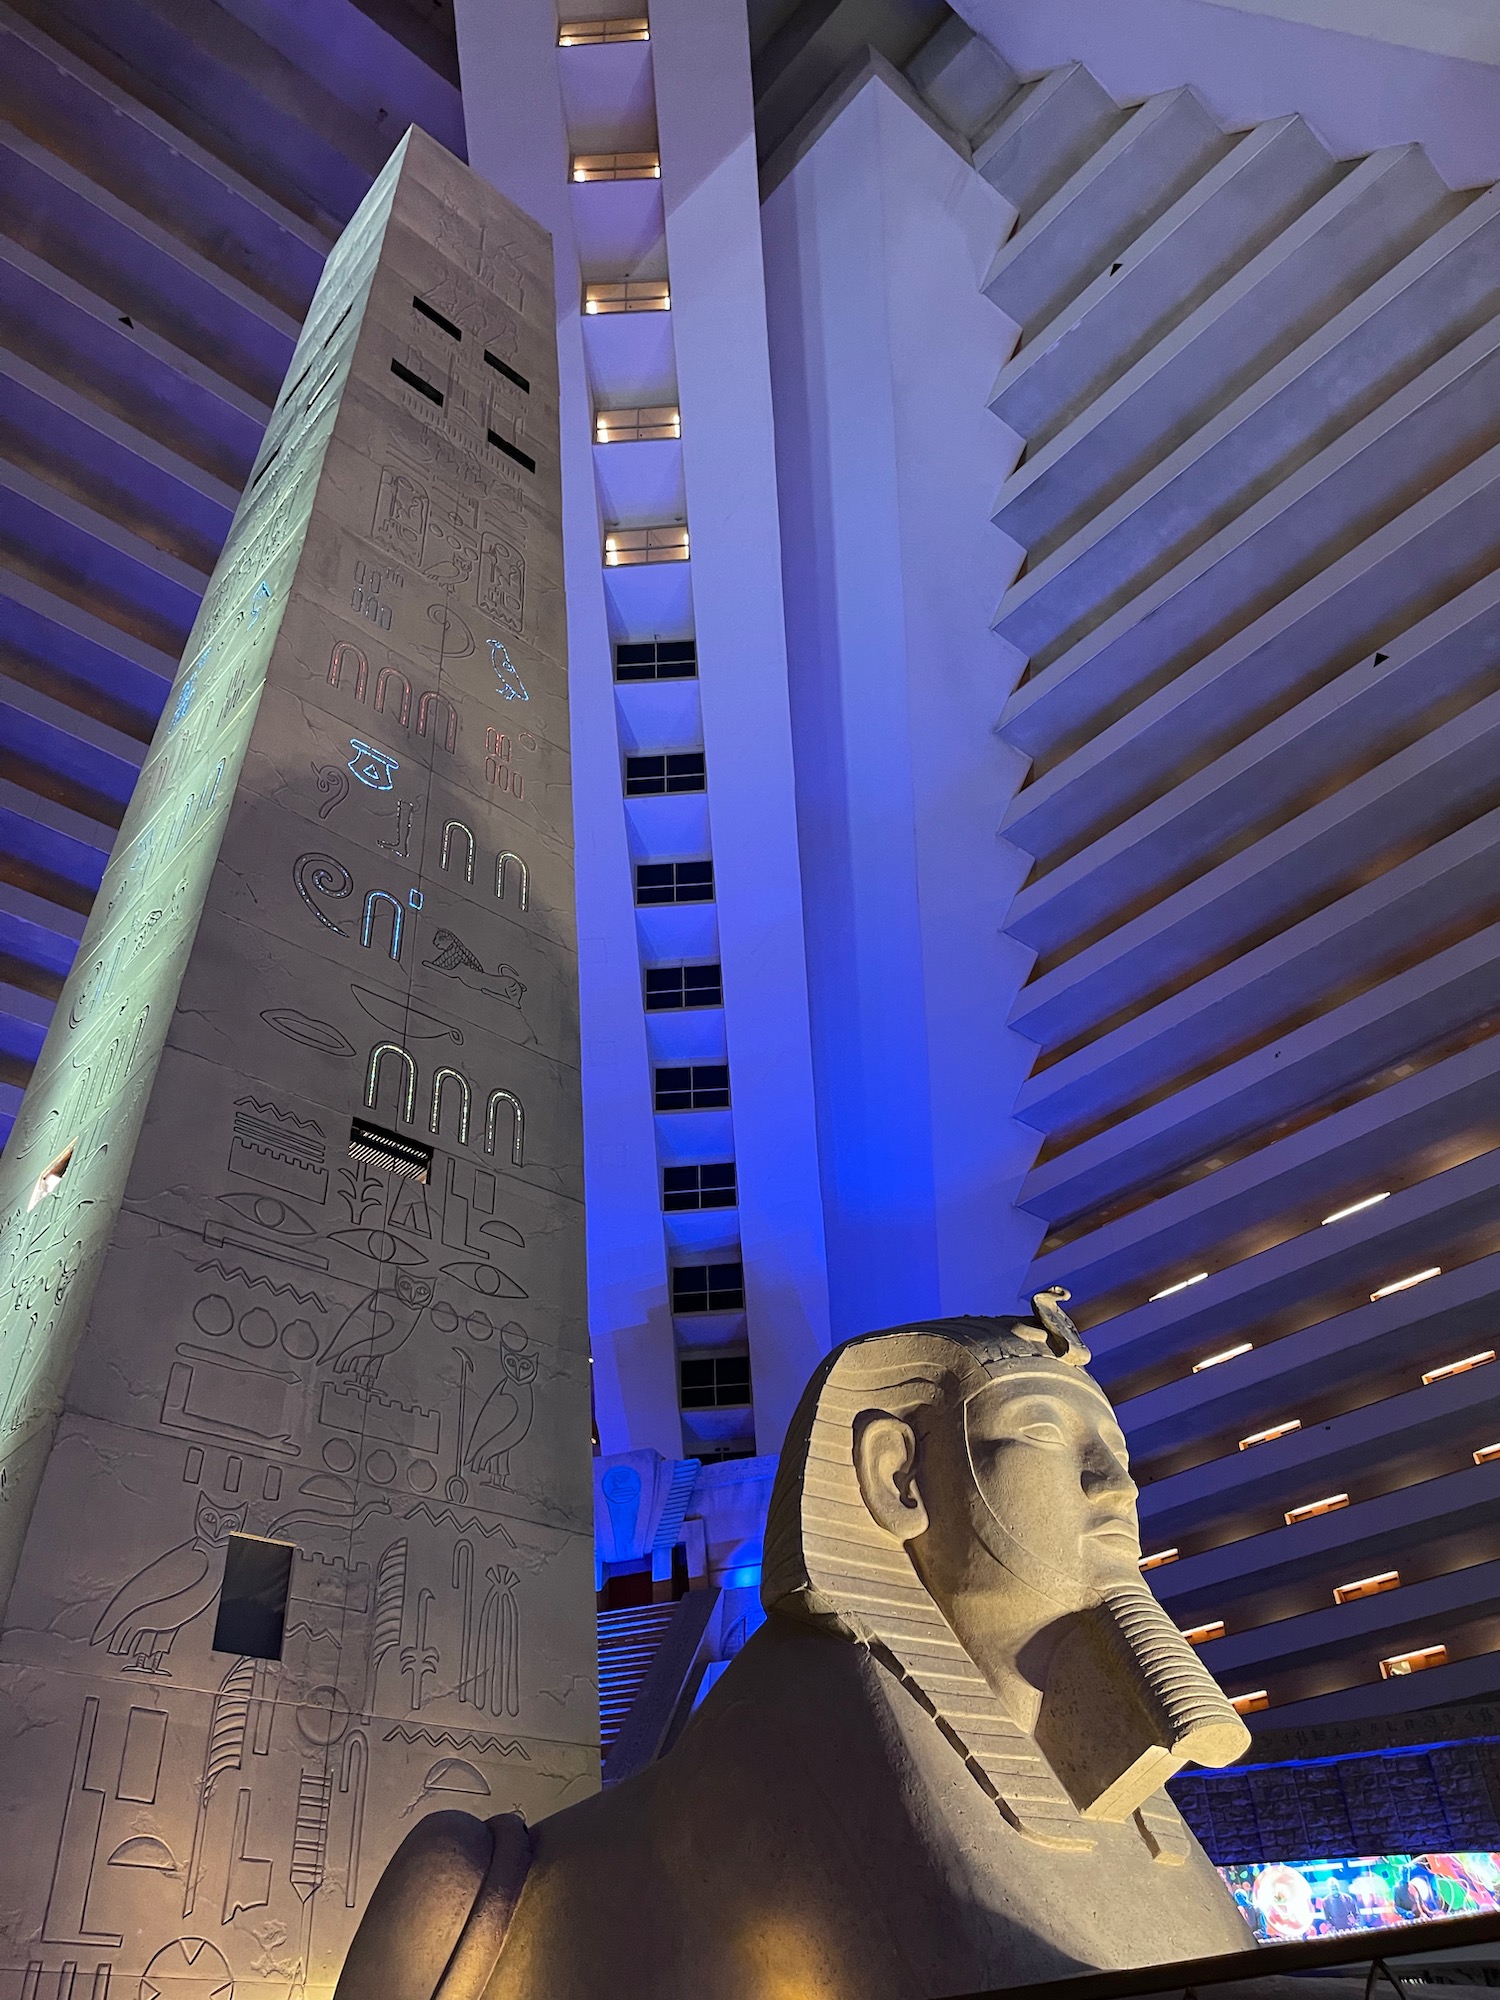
[335,1310,1259,2000]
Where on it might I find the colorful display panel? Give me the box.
[1221,1853,1500,1941]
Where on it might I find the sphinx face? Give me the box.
[963,1371,1143,1607]
[902,1366,1144,1709]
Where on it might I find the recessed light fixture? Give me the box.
[1423,1351,1495,1386]
[1381,1644,1446,1679]
[1181,1621,1225,1646]
[1322,1192,1391,1226]
[1138,1549,1178,1571]
[1193,1342,1252,1373]
[1474,1442,1500,1465]
[1239,1420,1300,1451]
[1150,1272,1209,1302]
[1334,1571,1399,1605]
[1371,1268,1441,1301]
[1230,1690,1269,1714]
[1284,1493,1348,1525]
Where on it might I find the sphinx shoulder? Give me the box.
[335,1808,532,2000]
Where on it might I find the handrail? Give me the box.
[939,1907,1500,2000]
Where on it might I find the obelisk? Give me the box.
[0,129,595,1999]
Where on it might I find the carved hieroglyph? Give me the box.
[0,129,596,2000]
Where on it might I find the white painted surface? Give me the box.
[957,0,1500,188]
[763,70,1044,1340]
[651,0,833,1450]
[455,0,681,1455]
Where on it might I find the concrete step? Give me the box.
[997,309,1500,712]
[1015,803,1500,1142]
[1196,1556,1500,1691]
[972,62,1124,228]
[1139,1355,1500,1558]
[0,343,235,573]
[1009,561,1500,955]
[993,145,1455,571]
[0,456,204,658]
[904,17,1019,146]
[1150,1458,1500,1637]
[12,0,388,231]
[1006,276,1500,864]
[1119,1250,1500,1465]
[1011,673,1500,1053]
[0,567,174,736]
[0,237,266,486]
[0,2,326,319]
[983,87,1230,342]
[1036,1039,1500,1350]
[1025,921,1500,1229]
[990,114,1337,451]
[0,118,298,405]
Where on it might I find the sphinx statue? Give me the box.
[337,1298,1258,2000]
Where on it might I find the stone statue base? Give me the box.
[341,1614,1254,2000]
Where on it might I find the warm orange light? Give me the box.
[1193,1342,1252,1372]
[1371,1267,1440,1301]
[1239,1420,1301,1451]
[1284,1493,1348,1525]
[1381,1644,1446,1678]
[1334,1571,1399,1605]
[1423,1351,1495,1386]
[1138,1548,1178,1571]
[1181,1621,1224,1646]
[1231,1690,1269,1714]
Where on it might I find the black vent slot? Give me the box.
[485,350,530,393]
[391,359,444,406]
[349,1117,432,1182]
[489,431,536,473]
[213,1534,294,1660]
[413,294,463,340]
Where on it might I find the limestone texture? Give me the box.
[0,128,595,2000]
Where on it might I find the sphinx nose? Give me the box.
[1082,1449,1137,1504]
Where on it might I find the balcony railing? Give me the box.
[596,405,680,443]
[558,16,649,43]
[572,152,661,182]
[585,280,670,315]
[604,524,688,566]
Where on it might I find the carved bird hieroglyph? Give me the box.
[92,1494,246,1675]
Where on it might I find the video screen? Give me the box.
[1220,1853,1500,1941]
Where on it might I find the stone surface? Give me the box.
[0,128,594,2000]
[337,1302,1257,1998]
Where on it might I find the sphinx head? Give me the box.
[763,1301,1248,1825]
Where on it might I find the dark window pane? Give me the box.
[644,968,684,1010]
[213,1534,294,1660]
[664,753,706,792]
[615,639,698,682]
[682,963,722,1005]
[654,1066,694,1111]
[625,755,667,796]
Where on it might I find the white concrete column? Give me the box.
[650,0,833,1449]
[762,69,1043,1337]
[453,0,681,1455]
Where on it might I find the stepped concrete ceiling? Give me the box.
[0,0,461,1147]
[902,16,1500,1729]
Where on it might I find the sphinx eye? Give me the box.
[1020,1420,1067,1446]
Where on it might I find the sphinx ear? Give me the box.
[852,1411,929,1544]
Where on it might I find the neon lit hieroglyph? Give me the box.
[0,131,594,1999]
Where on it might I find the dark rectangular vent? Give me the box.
[485,350,530,393]
[213,1534,294,1660]
[413,294,462,340]
[391,358,443,405]
[349,1117,432,1183]
[489,430,536,472]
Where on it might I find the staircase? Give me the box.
[911,21,1500,1727]
[597,1601,681,1756]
